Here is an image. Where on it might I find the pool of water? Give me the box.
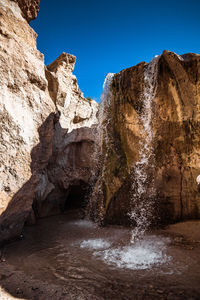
[1,210,200,299]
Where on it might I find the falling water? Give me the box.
[87,73,115,222]
[85,61,170,270]
[129,55,160,243]
[89,72,115,182]
[96,72,115,152]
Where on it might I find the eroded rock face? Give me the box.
[154,51,200,223]
[0,0,55,242]
[46,52,98,132]
[12,0,40,22]
[33,53,98,217]
[0,0,98,243]
[91,51,200,225]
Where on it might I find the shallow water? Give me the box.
[1,211,200,299]
[93,236,171,270]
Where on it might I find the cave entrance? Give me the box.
[64,180,90,211]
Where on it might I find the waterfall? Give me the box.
[97,73,115,150]
[91,72,115,181]
[87,73,115,222]
[83,63,171,270]
[129,56,160,242]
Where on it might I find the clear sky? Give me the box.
[31,0,200,101]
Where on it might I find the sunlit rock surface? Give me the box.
[0,0,98,243]
[91,51,200,225]
[35,53,98,217]
[0,0,55,243]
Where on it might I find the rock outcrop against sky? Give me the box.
[91,51,200,225]
[12,0,40,22]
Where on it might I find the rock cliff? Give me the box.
[0,0,98,243]
[1,0,200,245]
[91,51,200,226]
[34,53,98,218]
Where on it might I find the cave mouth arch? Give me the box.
[30,180,91,221]
[64,180,90,211]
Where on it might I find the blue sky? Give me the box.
[31,0,200,101]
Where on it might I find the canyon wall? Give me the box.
[91,51,200,226]
[0,0,98,244]
[0,0,200,244]
[34,53,98,218]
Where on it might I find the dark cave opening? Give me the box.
[29,180,91,223]
[64,181,90,211]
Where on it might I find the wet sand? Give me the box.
[0,211,200,300]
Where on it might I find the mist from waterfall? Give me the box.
[129,55,160,242]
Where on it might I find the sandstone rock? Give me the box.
[12,0,40,23]
[46,52,98,133]
[154,51,200,223]
[91,51,200,225]
[0,0,55,243]
[0,0,98,243]
[34,53,98,217]
[32,63,98,217]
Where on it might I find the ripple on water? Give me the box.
[93,236,171,270]
[69,219,97,228]
[80,239,111,250]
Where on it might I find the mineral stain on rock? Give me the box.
[90,51,200,226]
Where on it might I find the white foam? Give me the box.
[94,236,171,270]
[80,239,111,250]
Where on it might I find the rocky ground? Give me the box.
[0,212,200,300]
